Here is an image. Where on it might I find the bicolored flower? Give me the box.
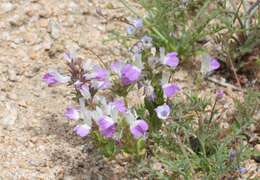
[130,120,149,139]
[133,18,143,29]
[162,83,180,98]
[74,124,91,137]
[97,116,117,138]
[164,52,179,68]
[64,106,80,120]
[112,100,126,113]
[121,64,141,86]
[200,55,220,74]
[42,69,70,86]
[155,104,171,120]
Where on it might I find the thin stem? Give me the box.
[83,47,107,68]
[227,54,242,88]
[208,99,217,125]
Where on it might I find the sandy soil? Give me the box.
[0,0,133,179]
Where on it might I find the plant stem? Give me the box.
[208,98,217,125]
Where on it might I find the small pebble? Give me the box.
[255,144,260,152]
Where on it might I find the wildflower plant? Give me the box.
[42,1,259,178]
[43,30,184,156]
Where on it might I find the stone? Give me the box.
[0,102,18,127]
[48,21,60,39]
[9,14,26,27]
[8,69,18,82]
[1,2,14,13]
[255,144,260,152]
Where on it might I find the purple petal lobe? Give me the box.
[74,124,91,137]
[216,89,224,99]
[130,120,149,139]
[155,104,171,120]
[94,67,109,81]
[42,73,59,85]
[97,116,116,138]
[164,52,179,68]
[65,106,80,120]
[162,83,180,98]
[111,61,125,75]
[112,100,126,113]
[95,79,111,90]
[121,64,141,86]
[210,58,220,71]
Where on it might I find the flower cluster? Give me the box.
[43,18,220,155]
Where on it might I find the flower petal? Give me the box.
[130,120,149,139]
[42,69,70,86]
[121,64,141,86]
[74,124,91,137]
[154,104,171,120]
[64,106,80,120]
[162,83,180,98]
[97,116,116,138]
[164,52,179,68]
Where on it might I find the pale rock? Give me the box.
[39,19,49,28]
[48,21,60,39]
[67,1,80,13]
[9,14,26,27]
[255,144,260,152]
[1,2,14,13]
[8,69,18,82]
[0,102,18,127]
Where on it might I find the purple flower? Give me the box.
[155,104,171,120]
[141,35,153,49]
[164,52,179,68]
[216,89,224,99]
[111,60,125,74]
[97,116,117,138]
[121,64,141,86]
[210,58,220,71]
[133,18,143,29]
[162,83,181,98]
[94,67,109,81]
[64,106,80,120]
[74,124,91,137]
[42,70,70,86]
[239,167,247,174]
[130,120,149,139]
[112,100,126,113]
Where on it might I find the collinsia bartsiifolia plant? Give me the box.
[43,15,223,157]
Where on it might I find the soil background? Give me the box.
[0,0,138,179]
